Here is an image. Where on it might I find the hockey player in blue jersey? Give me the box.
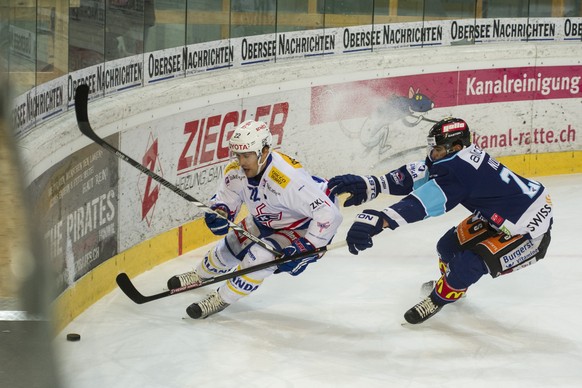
[328,117,553,324]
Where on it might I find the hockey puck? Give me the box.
[66,333,81,342]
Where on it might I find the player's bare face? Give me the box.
[234,152,261,178]
[429,145,448,161]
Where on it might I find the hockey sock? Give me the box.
[219,271,264,304]
[431,275,467,304]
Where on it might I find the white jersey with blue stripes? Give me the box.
[210,151,342,247]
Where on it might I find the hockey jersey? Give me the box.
[376,144,552,239]
[210,151,342,247]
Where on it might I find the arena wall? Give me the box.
[18,42,582,332]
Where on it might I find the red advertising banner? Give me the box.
[311,65,582,125]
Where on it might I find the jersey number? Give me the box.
[499,167,540,198]
[249,186,260,202]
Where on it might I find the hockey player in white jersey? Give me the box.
[328,117,553,324]
[168,120,342,319]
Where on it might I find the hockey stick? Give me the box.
[406,113,439,125]
[73,84,279,256]
[115,240,346,304]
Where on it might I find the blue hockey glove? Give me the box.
[346,209,388,255]
[328,174,380,207]
[204,204,232,235]
[275,237,319,276]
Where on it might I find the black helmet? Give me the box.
[427,117,471,154]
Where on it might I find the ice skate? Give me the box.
[186,291,229,319]
[167,270,202,290]
[404,295,443,324]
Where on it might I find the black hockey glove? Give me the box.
[204,204,233,235]
[328,174,380,207]
[346,209,388,255]
[275,237,319,276]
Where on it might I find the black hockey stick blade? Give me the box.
[73,84,280,256]
[74,84,102,144]
[116,241,346,304]
[115,273,167,304]
[74,84,90,125]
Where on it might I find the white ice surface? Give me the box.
[55,174,582,388]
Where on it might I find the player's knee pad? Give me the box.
[446,249,489,290]
[216,228,308,304]
[218,243,275,304]
[242,243,279,268]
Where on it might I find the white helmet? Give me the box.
[229,120,273,158]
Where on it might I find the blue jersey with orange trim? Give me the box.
[377,145,552,239]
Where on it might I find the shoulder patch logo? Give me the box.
[224,160,240,175]
[277,152,302,168]
[269,166,290,188]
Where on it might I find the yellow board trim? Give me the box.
[52,217,218,333]
[497,150,582,176]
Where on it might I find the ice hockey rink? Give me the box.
[55,173,582,388]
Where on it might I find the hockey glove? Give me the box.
[328,174,380,207]
[275,237,319,276]
[346,209,388,255]
[204,204,233,235]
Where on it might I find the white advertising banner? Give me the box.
[13,17,582,138]
[144,46,185,85]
